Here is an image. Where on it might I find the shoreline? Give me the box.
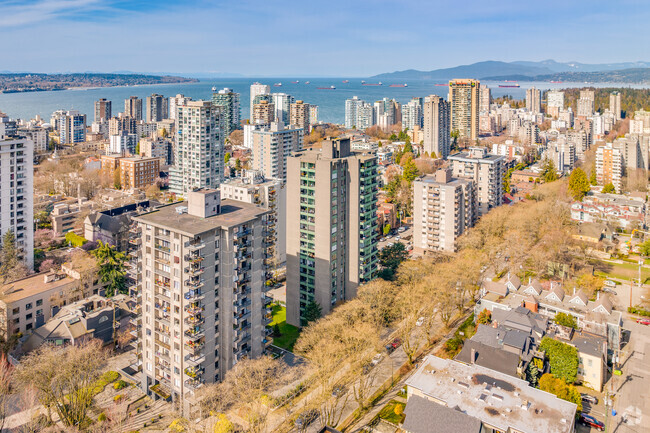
[1,79,200,95]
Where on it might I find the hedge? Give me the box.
[628,306,650,317]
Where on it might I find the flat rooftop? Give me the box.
[406,355,577,433]
[448,151,505,163]
[0,273,76,304]
[133,199,270,236]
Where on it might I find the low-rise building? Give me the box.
[50,200,94,235]
[404,355,577,433]
[571,192,646,229]
[119,156,161,190]
[84,200,159,251]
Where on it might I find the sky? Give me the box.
[0,0,647,76]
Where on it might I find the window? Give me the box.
[36,309,43,316]
[26,313,32,320]
[36,299,43,307]
[12,307,19,315]
[99,316,109,324]
[25,303,32,310]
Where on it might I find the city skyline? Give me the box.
[0,0,647,76]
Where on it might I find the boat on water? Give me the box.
[499,84,520,88]
[434,83,448,86]
[504,80,518,83]
[362,82,382,86]
[550,80,563,83]
[305,81,310,84]
[342,80,349,83]
[291,80,299,84]
[389,83,407,87]
[316,85,336,90]
[273,83,282,87]
[361,80,366,84]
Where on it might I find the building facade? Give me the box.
[413,169,477,253]
[132,190,273,403]
[125,96,143,121]
[250,122,303,181]
[526,87,541,114]
[448,147,505,215]
[212,88,241,137]
[119,156,161,190]
[94,98,112,123]
[448,79,480,141]
[146,94,169,123]
[596,142,623,192]
[423,95,451,158]
[169,101,224,196]
[286,138,379,326]
[290,100,311,133]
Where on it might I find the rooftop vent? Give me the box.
[458,382,470,389]
[176,206,188,215]
[491,394,504,401]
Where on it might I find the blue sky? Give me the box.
[0,0,647,76]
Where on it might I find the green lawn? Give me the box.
[377,400,406,425]
[593,259,650,284]
[269,304,300,352]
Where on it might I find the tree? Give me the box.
[589,168,597,185]
[303,300,322,324]
[476,309,491,325]
[539,337,579,383]
[15,340,106,427]
[602,182,616,193]
[145,183,161,200]
[568,168,590,200]
[0,230,28,284]
[92,241,127,297]
[225,152,231,164]
[234,158,242,171]
[134,142,140,155]
[161,127,168,138]
[402,159,420,183]
[112,169,121,190]
[38,259,56,273]
[542,159,558,183]
[383,224,391,236]
[539,373,582,413]
[378,242,408,280]
[554,312,578,329]
[228,129,243,147]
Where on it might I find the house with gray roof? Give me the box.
[403,394,482,433]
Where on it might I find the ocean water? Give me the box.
[0,78,644,124]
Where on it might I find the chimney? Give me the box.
[470,348,476,364]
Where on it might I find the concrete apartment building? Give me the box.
[51,200,93,235]
[290,100,311,133]
[95,98,112,122]
[0,114,34,269]
[596,142,623,192]
[448,147,505,216]
[610,91,622,121]
[132,190,274,403]
[547,90,565,118]
[249,82,271,116]
[139,136,172,166]
[448,79,480,141]
[220,170,286,265]
[212,88,241,137]
[55,110,86,145]
[119,156,161,190]
[413,169,477,254]
[345,96,374,130]
[146,94,169,123]
[169,94,191,121]
[422,95,451,158]
[286,138,379,326]
[478,84,491,114]
[252,100,275,125]
[526,87,541,114]
[401,98,423,131]
[109,115,137,136]
[169,100,224,196]
[18,125,47,153]
[125,96,143,121]
[250,122,303,181]
[271,93,294,125]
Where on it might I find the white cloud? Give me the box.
[0,0,103,27]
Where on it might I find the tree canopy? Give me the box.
[0,230,28,284]
[378,242,409,280]
[554,312,578,329]
[539,337,578,383]
[92,241,127,297]
[539,373,582,413]
[303,300,322,324]
[568,168,590,200]
[602,182,616,194]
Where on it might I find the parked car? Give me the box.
[579,414,605,431]
[386,338,402,353]
[294,409,319,429]
[406,244,413,252]
[581,394,598,405]
[416,316,425,327]
[637,319,650,326]
[604,279,616,287]
[398,227,406,233]
[602,287,617,295]
[380,237,386,242]
[386,242,394,248]
[371,353,383,365]
[394,235,401,241]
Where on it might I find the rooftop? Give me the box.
[403,394,482,433]
[133,199,270,236]
[406,355,577,433]
[0,273,77,304]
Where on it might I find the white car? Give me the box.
[398,227,406,233]
[394,236,401,241]
[371,353,383,365]
[416,317,425,327]
[386,242,394,248]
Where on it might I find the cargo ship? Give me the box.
[389,83,408,87]
[273,83,282,87]
[434,83,448,86]
[362,82,382,86]
[291,80,299,84]
[342,80,349,83]
[305,81,310,84]
[499,84,520,88]
[317,85,336,90]
[550,80,563,83]
[504,80,518,83]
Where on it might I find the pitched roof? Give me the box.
[546,285,565,302]
[402,394,482,433]
[592,294,613,314]
[505,273,521,289]
[569,289,588,306]
[524,278,543,295]
[483,280,508,297]
[455,340,521,377]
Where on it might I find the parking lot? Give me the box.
[378,224,413,252]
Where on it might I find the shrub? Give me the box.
[394,405,403,416]
[102,371,120,383]
[65,232,88,247]
[629,306,650,317]
[554,312,578,329]
[98,413,107,422]
[113,380,128,390]
[114,394,124,402]
[539,337,579,383]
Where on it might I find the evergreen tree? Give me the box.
[568,168,590,200]
[402,160,420,183]
[589,168,597,185]
[303,300,322,324]
[602,183,616,193]
[542,159,558,183]
[0,230,28,283]
[135,142,140,155]
[92,241,127,297]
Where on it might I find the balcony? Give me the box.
[185,278,205,289]
[184,326,205,340]
[234,310,251,325]
[154,244,170,253]
[184,365,204,379]
[184,254,204,264]
[184,265,205,276]
[184,289,205,301]
[184,315,204,326]
[185,352,205,366]
[184,377,204,390]
[185,240,205,251]
[129,237,141,247]
[185,303,204,316]
[184,339,205,355]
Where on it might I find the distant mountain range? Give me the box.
[370,60,650,82]
[484,68,650,85]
